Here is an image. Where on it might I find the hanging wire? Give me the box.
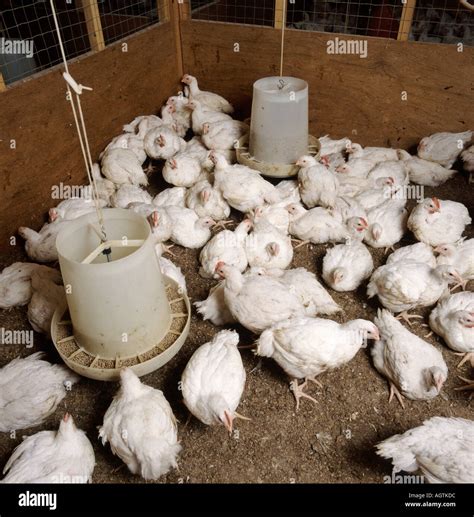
[279,0,287,77]
[49,0,109,254]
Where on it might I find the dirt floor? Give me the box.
[0,168,472,484]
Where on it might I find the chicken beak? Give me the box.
[223,410,233,435]
[432,197,441,212]
[361,218,369,230]
[63,413,70,422]
[373,329,380,341]
[435,377,444,392]
[49,208,58,222]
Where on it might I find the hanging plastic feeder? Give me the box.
[236,76,320,179]
[51,208,190,381]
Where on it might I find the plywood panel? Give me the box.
[181,21,474,149]
[0,23,180,255]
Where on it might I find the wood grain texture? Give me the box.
[0,23,180,254]
[181,21,474,147]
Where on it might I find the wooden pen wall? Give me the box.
[180,21,474,150]
[0,22,180,255]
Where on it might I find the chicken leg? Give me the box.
[290,379,318,410]
[388,382,406,409]
[396,311,423,326]
[292,239,310,250]
[454,351,474,369]
[455,376,474,400]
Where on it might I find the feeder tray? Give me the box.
[51,277,190,381]
[235,133,321,179]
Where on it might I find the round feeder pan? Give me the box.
[51,276,190,381]
[235,133,321,179]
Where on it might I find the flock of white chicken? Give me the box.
[0,75,473,484]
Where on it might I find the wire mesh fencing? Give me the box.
[0,0,164,87]
[189,0,474,45]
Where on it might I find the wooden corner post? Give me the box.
[397,0,417,41]
[81,0,106,52]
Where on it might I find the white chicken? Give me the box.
[101,133,147,164]
[376,416,474,483]
[182,74,234,114]
[199,219,251,278]
[194,281,236,326]
[161,104,187,138]
[91,162,116,203]
[0,352,79,432]
[275,179,301,204]
[417,130,472,168]
[348,144,399,163]
[256,316,379,408]
[366,160,408,186]
[429,292,474,367]
[123,114,162,136]
[111,184,152,208]
[435,238,474,289]
[407,197,471,246]
[181,330,247,433]
[211,152,280,213]
[101,148,148,187]
[162,153,202,187]
[166,94,192,130]
[336,157,376,179]
[185,180,230,221]
[322,241,374,291]
[372,309,448,407]
[245,220,293,270]
[216,262,306,334]
[18,221,71,263]
[153,186,187,208]
[287,204,368,245]
[0,262,59,309]
[461,144,474,180]
[48,197,107,223]
[259,267,341,316]
[1,413,94,483]
[147,208,173,244]
[202,120,249,150]
[354,180,399,212]
[249,203,291,235]
[187,100,232,135]
[155,244,187,294]
[364,198,408,251]
[99,368,180,481]
[318,135,351,155]
[397,149,458,186]
[164,205,215,248]
[297,155,339,208]
[144,126,186,160]
[368,262,463,323]
[27,267,65,336]
[386,242,437,268]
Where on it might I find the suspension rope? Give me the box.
[49,0,108,244]
[279,0,287,77]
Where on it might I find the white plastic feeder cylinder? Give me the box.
[55,208,171,358]
[249,76,309,165]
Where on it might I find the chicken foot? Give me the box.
[454,351,474,369]
[290,379,319,410]
[388,382,406,409]
[396,311,424,326]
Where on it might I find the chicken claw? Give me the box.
[396,311,423,326]
[290,379,318,410]
[389,382,406,409]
